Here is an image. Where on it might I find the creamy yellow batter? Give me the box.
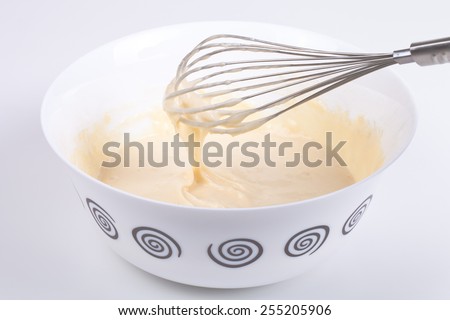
[72,98,384,208]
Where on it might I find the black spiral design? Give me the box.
[86,198,118,240]
[285,225,329,257]
[208,238,263,268]
[342,195,373,235]
[132,227,181,259]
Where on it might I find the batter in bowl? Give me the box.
[72,96,383,208]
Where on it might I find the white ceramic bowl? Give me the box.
[41,21,416,288]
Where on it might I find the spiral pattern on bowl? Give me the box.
[342,195,373,235]
[285,225,329,257]
[208,238,263,268]
[86,198,118,239]
[132,227,181,259]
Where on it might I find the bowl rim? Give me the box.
[41,20,418,212]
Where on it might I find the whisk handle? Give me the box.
[394,37,450,66]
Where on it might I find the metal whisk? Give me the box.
[164,34,450,134]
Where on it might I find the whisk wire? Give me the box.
[165,34,397,134]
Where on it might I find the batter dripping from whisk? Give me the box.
[72,33,450,207]
[71,35,392,208]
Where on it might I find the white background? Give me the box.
[0,0,449,299]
